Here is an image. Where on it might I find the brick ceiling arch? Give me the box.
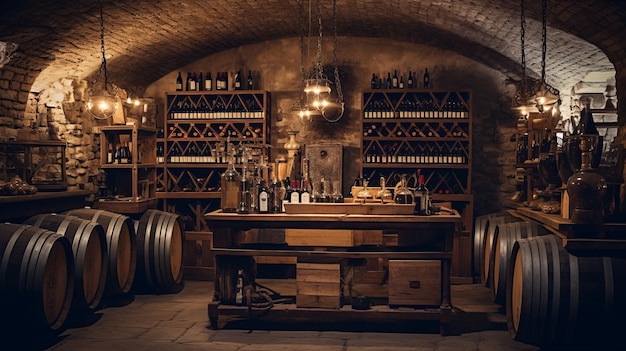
[0,0,624,95]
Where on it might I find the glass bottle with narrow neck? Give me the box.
[414,174,430,215]
[220,145,241,213]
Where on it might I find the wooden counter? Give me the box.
[0,190,91,222]
[204,209,462,335]
[510,207,626,257]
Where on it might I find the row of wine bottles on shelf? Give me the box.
[364,148,467,164]
[370,68,431,90]
[175,70,255,92]
[363,124,468,138]
[516,132,550,164]
[164,125,263,140]
[168,98,264,120]
[364,99,469,119]
[168,110,264,120]
[106,142,132,164]
[157,144,257,164]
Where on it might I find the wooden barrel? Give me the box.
[24,213,108,312]
[133,209,185,293]
[506,235,626,348]
[481,214,519,286]
[0,223,74,333]
[489,221,548,305]
[472,211,508,279]
[64,208,136,296]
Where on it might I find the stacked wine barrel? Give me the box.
[1,207,186,335]
[64,208,138,299]
[472,212,520,285]
[0,223,75,334]
[24,213,108,315]
[133,209,185,294]
[506,235,626,348]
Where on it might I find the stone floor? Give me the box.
[0,280,598,351]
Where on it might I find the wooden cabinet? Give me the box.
[95,125,157,213]
[360,89,473,279]
[158,90,271,280]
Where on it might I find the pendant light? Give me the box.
[87,0,119,120]
[301,0,344,123]
[533,0,560,114]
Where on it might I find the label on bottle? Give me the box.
[259,190,269,212]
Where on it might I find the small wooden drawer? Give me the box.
[388,260,441,306]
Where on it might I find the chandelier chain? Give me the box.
[520,0,526,96]
[541,0,547,83]
[332,0,343,101]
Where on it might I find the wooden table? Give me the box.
[204,209,461,334]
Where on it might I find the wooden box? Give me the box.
[285,229,383,247]
[388,260,441,306]
[296,262,341,308]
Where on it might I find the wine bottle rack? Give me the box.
[159,91,271,222]
[360,89,474,280]
[360,90,472,195]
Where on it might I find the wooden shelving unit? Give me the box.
[359,89,474,279]
[159,90,271,280]
[95,125,158,214]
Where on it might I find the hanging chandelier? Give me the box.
[300,0,344,123]
[87,0,119,120]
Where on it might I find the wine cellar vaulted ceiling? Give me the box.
[1,0,625,96]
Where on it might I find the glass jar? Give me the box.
[393,174,413,204]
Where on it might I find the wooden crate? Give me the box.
[285,229,382,247]
[388,260,441,306]
[296,262,341,308]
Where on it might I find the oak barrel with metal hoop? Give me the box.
[481,213,519,286]
[488,220,548,305]
[472,211,508,279]
[133,209,185,293]
[64,208,136,296]
[0,223,74,333]
[24,213,108,312]
[506,235,626,348]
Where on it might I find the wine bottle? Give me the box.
[283,177,292,210]
[414,172,430,215]
[107,143,114,164]
[290,179,300,204]
[423,68,430,89]
[399,76,405,89]
[247,70,254,90]
[371,73,378,89]
[205,72,213,91]
[407,71,414,89]
[189,72,197,91]
[258,180,270,213]
[234,70,242,90]
[386,72,392,89]
[300,179,311,203]
[176,72,183,91]
[185,72,192,91]
[196,72,203,91]
[392,70,399,89]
